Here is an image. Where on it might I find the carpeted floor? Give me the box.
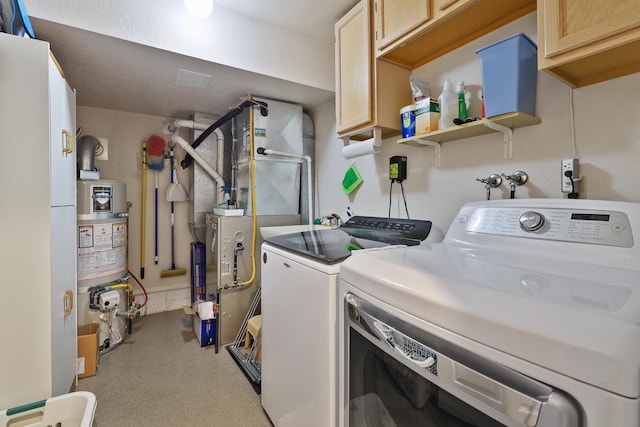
[77,309,273,427]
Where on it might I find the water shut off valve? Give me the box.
[476,174,502,200]
[501,171,528,199]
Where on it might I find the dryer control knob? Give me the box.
[519,211,545,232]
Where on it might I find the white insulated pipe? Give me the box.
[171,120,226,206]
[171,134,226,205]
[172,120,224,163]
[172,119,208,131]
[215,128,224,183]
[258,148,314,226]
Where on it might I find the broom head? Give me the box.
[161,268,186,278]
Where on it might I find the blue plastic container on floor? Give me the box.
[476,33,537,118]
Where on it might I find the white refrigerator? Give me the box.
[0,34,77,407]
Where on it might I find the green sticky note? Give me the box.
[342,164,363,195]
[346,242,363,252]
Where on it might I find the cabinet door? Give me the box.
[49,56,76,207]
[374,0,430,51]
[50,205,77,395]
[540,0,640,59]
[335,0,371,134]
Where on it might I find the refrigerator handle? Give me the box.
[63,290,74,318]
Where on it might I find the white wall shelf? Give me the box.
[397,112,541,167]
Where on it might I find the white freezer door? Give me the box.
[50,205,77,395]
[49,56,76,208]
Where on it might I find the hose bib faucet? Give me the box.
[501,171,528,199]
[476,174,502,200]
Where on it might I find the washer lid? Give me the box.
[340,243,640,398]
[264,229,390,263]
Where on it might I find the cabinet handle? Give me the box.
[62,129,73,155]
[63,290,74,318]
[439,0,459,11]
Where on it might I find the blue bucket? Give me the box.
[476,33,537,118]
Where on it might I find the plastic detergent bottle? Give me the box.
[438,79,458,130]
[456,81,471,121]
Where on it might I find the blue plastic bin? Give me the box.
[476,33,537,118]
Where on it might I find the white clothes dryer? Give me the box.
[339,199,640,427]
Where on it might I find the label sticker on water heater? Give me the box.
[112,223,126,248]
[78,225,94,248]
[91,185,113,213]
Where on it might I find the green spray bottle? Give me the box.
[456,81,470,121]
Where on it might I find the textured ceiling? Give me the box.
[30,0,357,119]
[214,0,354,43]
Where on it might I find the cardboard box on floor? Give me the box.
[77,323,99,378]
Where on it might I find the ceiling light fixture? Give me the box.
[184,0,213,18]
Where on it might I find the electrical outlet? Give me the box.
[561,159,579,193]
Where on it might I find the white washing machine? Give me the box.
[261,217,436,427]
[339,199,640,426]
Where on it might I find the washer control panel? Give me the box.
[464,207,633,247]
[340,216,433,244]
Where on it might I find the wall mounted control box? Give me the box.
[390,156,407,183]
[98,290,120,311]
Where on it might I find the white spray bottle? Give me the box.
[438,79,458,130]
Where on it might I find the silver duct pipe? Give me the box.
[77,135,101,172]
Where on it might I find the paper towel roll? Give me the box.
[342,139,379,159]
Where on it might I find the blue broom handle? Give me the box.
[170,147,175,184]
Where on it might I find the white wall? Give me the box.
[311,12,640,234]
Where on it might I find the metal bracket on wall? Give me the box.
[484,121,513,160]
[340,126,383,149]
[410,138,442,168]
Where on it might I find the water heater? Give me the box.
[77,180,128,288]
